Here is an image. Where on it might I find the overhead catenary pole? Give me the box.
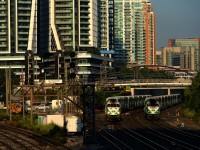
[9,67,12,121]
[30,86,33,124]
[92,84,96,144]
[5,69,8,115]
[22,67,25,119]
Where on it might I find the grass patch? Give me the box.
[0,112,66,142]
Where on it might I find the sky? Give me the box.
[150,0,200,50]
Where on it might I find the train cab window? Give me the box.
[107,104,120,107]
[107,104,111,107]
[115,104,120,107]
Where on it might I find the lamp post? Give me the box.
[41,69,47,104]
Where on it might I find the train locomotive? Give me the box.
[105,95,151,121]
[144,94,182,119]
[105,97,121,121]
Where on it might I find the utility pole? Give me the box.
[63,62,68,129]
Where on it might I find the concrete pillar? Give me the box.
[131,88,135,96]
[168,87,171,96]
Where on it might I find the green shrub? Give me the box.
[182,108,196,119]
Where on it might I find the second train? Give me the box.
[105,94,182,121]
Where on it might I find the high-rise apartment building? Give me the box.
[168,38,200,71]
[0,0,111,81]
[39,0,111,80]
[143,1,156,65]
[99,0,156,67]
[40,0,98,54]
[0,0,38,74]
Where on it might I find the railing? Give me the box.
[105,78,192,84]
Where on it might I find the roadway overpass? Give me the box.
[112,78,192,96]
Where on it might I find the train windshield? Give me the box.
[107,104,120,107]
[147,99,159,106]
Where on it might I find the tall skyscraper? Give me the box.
[99,0,156,67]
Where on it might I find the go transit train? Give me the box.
[105,95,151,121]
[144,94,182,119]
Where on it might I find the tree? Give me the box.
[184,72,200,110]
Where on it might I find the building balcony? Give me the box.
[55,15,72,19]
[62,38,72,41]
[80,38,89,41]
[18,13,30,17]
[0,1,6,4]
[0,7,6,10]
[56,5,69,8]
[0,38,7,41]
[59,27,71,30]
[64,43,72,47]
[0,19,6,23]
[18,32,29,34]
[55,10,72,13]
[18,26,29,28]
[56,20,73,24]
[18,7,31,10]
[80,32,90,36]
[80,27,89,30]
[19,38,28,41]
[18,44,27,47]
[0,25,7,29]
[18,20,30,22]
[60,31,72,35]
[0,13,6,16]
[18,1,31,4]
[0,44,7,47]
[0,32,6,35]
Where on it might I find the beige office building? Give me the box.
[161,47,195,71]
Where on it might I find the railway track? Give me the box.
[132,111,200,150]
[122,112,171,149]
[98,128,133,150]
[0,125,71,150]
[96,107,200,150]
[152,120,200,149]
[159,121,200,137]
[97,112,167,149]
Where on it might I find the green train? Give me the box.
[144,94,182,119]
[105,95,151,121]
